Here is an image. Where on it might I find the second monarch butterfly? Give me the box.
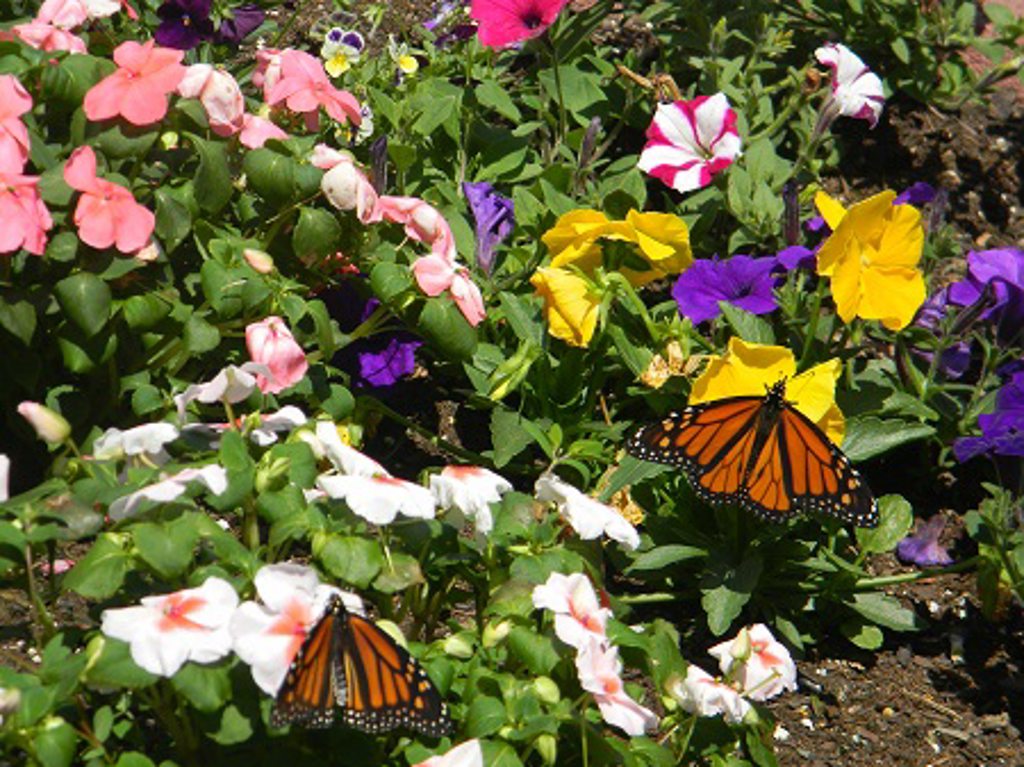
[625,379,878,527]
[271,594,452,736]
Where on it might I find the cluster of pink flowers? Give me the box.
[312,145,486,327]
[2,0,127,54]
[533,572,658,736]
[0,75,52,256]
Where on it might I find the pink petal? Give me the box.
[112,198,155,253]
[120,82,172,126]
[412,253,454,296]
[83,72,130,122]
[63,145,99,192]
[74,194,117,249]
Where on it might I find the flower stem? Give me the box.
[545,33,569,155]
[853,555,981,590]
[798,279,827,370]
[23,543,56,646]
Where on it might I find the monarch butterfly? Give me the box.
[625,379,878,527]
[271,593,452,736]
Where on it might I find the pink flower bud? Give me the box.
[245,316,308,394]
[18,401,71,444]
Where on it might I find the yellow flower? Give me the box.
[690,337,845,445]
[325,52,352,77]
[542,208,692,287]
[530,267,601,347]
[814,190,925,330]
[396,54,419,75]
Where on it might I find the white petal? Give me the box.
[651,101,701,155]
[0,454,9,502]
[595,692,659,736]
[692,92,734,151]
[254,563,319,612]
[313,421,389,476]
[637,143,702,173]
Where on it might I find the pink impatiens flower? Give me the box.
[252,47,283,102]
[575,638,659,736]
[0,75,32,166]
[429,465,512,535]
[412,252,487,327]
[64,146,155,253]
[815,43,885,128]
[176,64,244,137]
[313,144,378,223]
[84,39,186,126]
[229,563,364,695]
[316,474,436,525]
[100,576,239,677]
[668,664,752,724]
[239,113,288,149]
[267,49,362,132]
[8,22,87,53]
[469,0,570,49]
[532,572,610,650]
[0,156,52,256]
[245,316,309,394]
[36,0,120,29]
[637,94,742,194]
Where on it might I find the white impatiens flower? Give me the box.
[93,422,180,463]
[535,474,640,550]
[708,624,797,702]
[668,664,752,724]
[637,93,742,194]
[317,474,435,524]
[248,406,308,446]
[174,362,272,420]
[814,43,885,127]
[413,739,484,767]
[532,572,610,650]
[108,465,228,521]
[101,576,239,677]
[0,454,9,502]
[307,420,389,477]
[430,465,512,535]
[230,563,364,695]
[575,638,659,736]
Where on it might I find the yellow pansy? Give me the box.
[690,337,846,445]
[542,208,692,286]
[814,190,925,330]
[530,267,601,348]
[324,52,353,77]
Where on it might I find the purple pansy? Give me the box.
[424,0,464,30]
[463,181,514,275]
[896,515,953,567]
[155,0,215,50]
[322,282,422,389]
[672,255,778,325]
[216,4,265,45]
[953,370,1024,462]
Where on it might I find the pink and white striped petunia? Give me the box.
[637,94,741,194]
[814,43,885,128]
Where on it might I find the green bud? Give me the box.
[482,620,511,648]
[255,454,291,494]
[532,676,560,705]
[159,131,180,151]
[535,734,557,766]
[17,401,70,445]
[730,626,752,663]
[487,341,541,401]
[443,631,475,659]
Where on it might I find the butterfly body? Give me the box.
[271,594,451,736]
[626,380,877,527]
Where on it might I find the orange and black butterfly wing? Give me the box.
[271,600,343,729]
[775,405,877,527]
[338,612,452,737]
[625,396,765,506]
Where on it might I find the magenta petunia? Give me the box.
[469,0,569,48]
[637,94,742,194]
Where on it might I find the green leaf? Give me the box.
[41,53,113,104]
[0,296,36,345]
[418,298,477,361]
[293,206,342,261]
[192,136,232,214]
[369,260,413,304]
[114,754,156,767]
[183,312,221,354]
[63,535,129,599]
[464,696,507,738]
[840,619,883,650]
[856,494,913,554]
[122,294,173,332]
[842,417,935,462]
[475,79,522,121]
[205,704,253,745]
[93,123,158,160]
[700,553,763,635]
[57,324,118,373]
[34,716,77,767]
[132,516,200,580]
[317,535,383,588]
[372,552,424,593]
[171,663,231,712]
[847,592,923,632]
[154,187,193,254]
[508,626,560,675]
[83,635,156,689]
[627,544,705,572]
[720,302,774,344]
[55,273,111,337]
[490,409,536,468]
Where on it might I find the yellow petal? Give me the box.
[626,210,692,273]
[690,337,797,403]
[530,267,600,347]
[814,191,848,231]
[842,190,897,248]
[325,55,351,77]
[859,264,926,330]
[827,246,864,324]
[875,203,924,269]
[543,209,611,270]
[787,358,844,443]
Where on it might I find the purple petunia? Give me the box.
[896,515,953,567]
[155,0,215,50]
[463,181,514,275]
[946,248,1024,341]
[953,370,1024,462]
[911,287,972,379]
[893,181,937,207]
[775,245,816,272]
[672,255,778,325]
[216,4,265,46]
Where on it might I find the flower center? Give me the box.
[158,594,206,631]
[522,12,542,29]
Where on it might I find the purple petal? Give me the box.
[896,516,952,567]
[776,245,816,271]
[463,181,514,275]
[216,4,265,45]
[357,337,422,387]
[672,255,778,324]
[893,182,937,206]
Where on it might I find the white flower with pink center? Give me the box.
[708,623,797,701]
[100,576,239,677]
[108,464,228,521]
[668,664,752,724]
[229,563,364,695]
[532,572,610,650]
[575,638,658,736]
[430,465,512,535]
[413,739,484,767]
[637,93,741,194]
[307,420,389,477]
[534,474,640,550]
[815,43,885,127]
[316,474,436,524]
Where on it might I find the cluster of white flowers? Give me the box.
[532,572,658,737]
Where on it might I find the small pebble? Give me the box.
[774,725,790,742]
[896,645,913,666]
[882,706,895,717]
[800,717,815,730]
